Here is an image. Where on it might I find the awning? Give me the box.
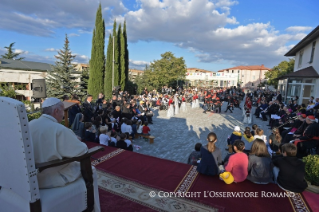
[277,66,319,80]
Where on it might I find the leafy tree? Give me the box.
[105,34,113,98]
[0,83,16,98]
[1,42,25,60]
[265,59,295,87]
[88,3,105,99]
[46,35,85,99]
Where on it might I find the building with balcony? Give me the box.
[278,25,319,105]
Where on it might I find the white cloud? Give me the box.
[45,48,57,52]
[122,0,310,67]
[14,49,29,54]
[286,26,313,32]
[69,33,80,37]
[74,53,90,63]
[129,59,149,69]
[0,0,127,36]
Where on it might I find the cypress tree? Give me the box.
[112,20,120,87]
[119,23,126,90]
[88,3,105,99]
[46,34,84,99]
[104,34,113,98]
[123,20,129,85]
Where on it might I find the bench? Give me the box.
[135,134,155,144]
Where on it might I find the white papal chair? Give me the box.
[0,97,103,212]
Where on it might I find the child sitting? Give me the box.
[84,122,97,143]
[273,143,307,193]
[226,126,242,153]
[136,120,143,134]
[242,128,254,152]
[142,121,151,135]
[109,131,117,147]
[99,126,110,146]
[247,139,273,184]
[225,140,248,183]
[187,143,202,166]
[116,133,133,151]
[197,133,222,175]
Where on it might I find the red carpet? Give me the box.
[86,142,314,212]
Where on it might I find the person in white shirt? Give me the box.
[121,118,128,133]
[29,97,100,211]
[99,126,110,146]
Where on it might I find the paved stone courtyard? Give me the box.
[132,101,272,163]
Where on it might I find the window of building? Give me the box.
[238,70,240,73]
[242,75,244,77]
[252,83,254,86]
[298,50,303,67]
[232,70,234,73]
[310,41,316,63]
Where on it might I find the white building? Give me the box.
[218,65,271,89]
[278,25,319,105]
[0,58,82,101]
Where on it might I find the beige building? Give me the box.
[218,65,271,88]
[128,69,144,81]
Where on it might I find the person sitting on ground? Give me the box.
[197,133,222,175]
[269,128,281,153]
[142,121,151,135]
[242,128,254,153]
[99,126,110,146]
[273,143,308,193]
[187,143,202,166]
[247,139,274,184]
[136,120,143,135]
[84,122,97,143]
[251,124,258,136]
[226,126,242,153]
[116,133,133,151]
[109,131,118,147]
[224,140,248,183]
[254,128,267,145]
[71,113,85,140]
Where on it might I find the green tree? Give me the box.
[46,35,84,99]
[149,51,187,88]
[0,83,16,98]
[123,20,129,85]
[118,23,126,90]
[104,34,113,98]
[113,20,120,87]
[265,59,295,87]
[88,3,105,99]
[1,42,25,60]
[81,67,89,94]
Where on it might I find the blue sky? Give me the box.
[0,0,318,71]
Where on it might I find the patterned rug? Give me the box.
[97,170,218,212]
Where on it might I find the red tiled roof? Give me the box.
[187,68,212,73]
[218,65,271,72]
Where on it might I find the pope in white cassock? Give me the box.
[29,97,100,212]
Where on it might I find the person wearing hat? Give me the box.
[28,97,100,211]
[226,126,242,154]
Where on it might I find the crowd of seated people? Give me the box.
[69,90,160,151]
[190,131,308,193]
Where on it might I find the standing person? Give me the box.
[174,94,180,115]
[197,132,222,175]
[225,140,248,183]
[82,95,95,122]
[247,139,274,184]
[28,98,101,211]
[68,94,81,127]
[180,95,187,112]
[167,96,175,118]
[71,113,85,140]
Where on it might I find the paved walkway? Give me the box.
[132,101,272,163]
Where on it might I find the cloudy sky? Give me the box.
[0,0,318,71]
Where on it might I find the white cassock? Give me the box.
[174,96,180,115]
[29,114,100,212]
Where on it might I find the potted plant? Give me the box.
[302,154,319,193]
